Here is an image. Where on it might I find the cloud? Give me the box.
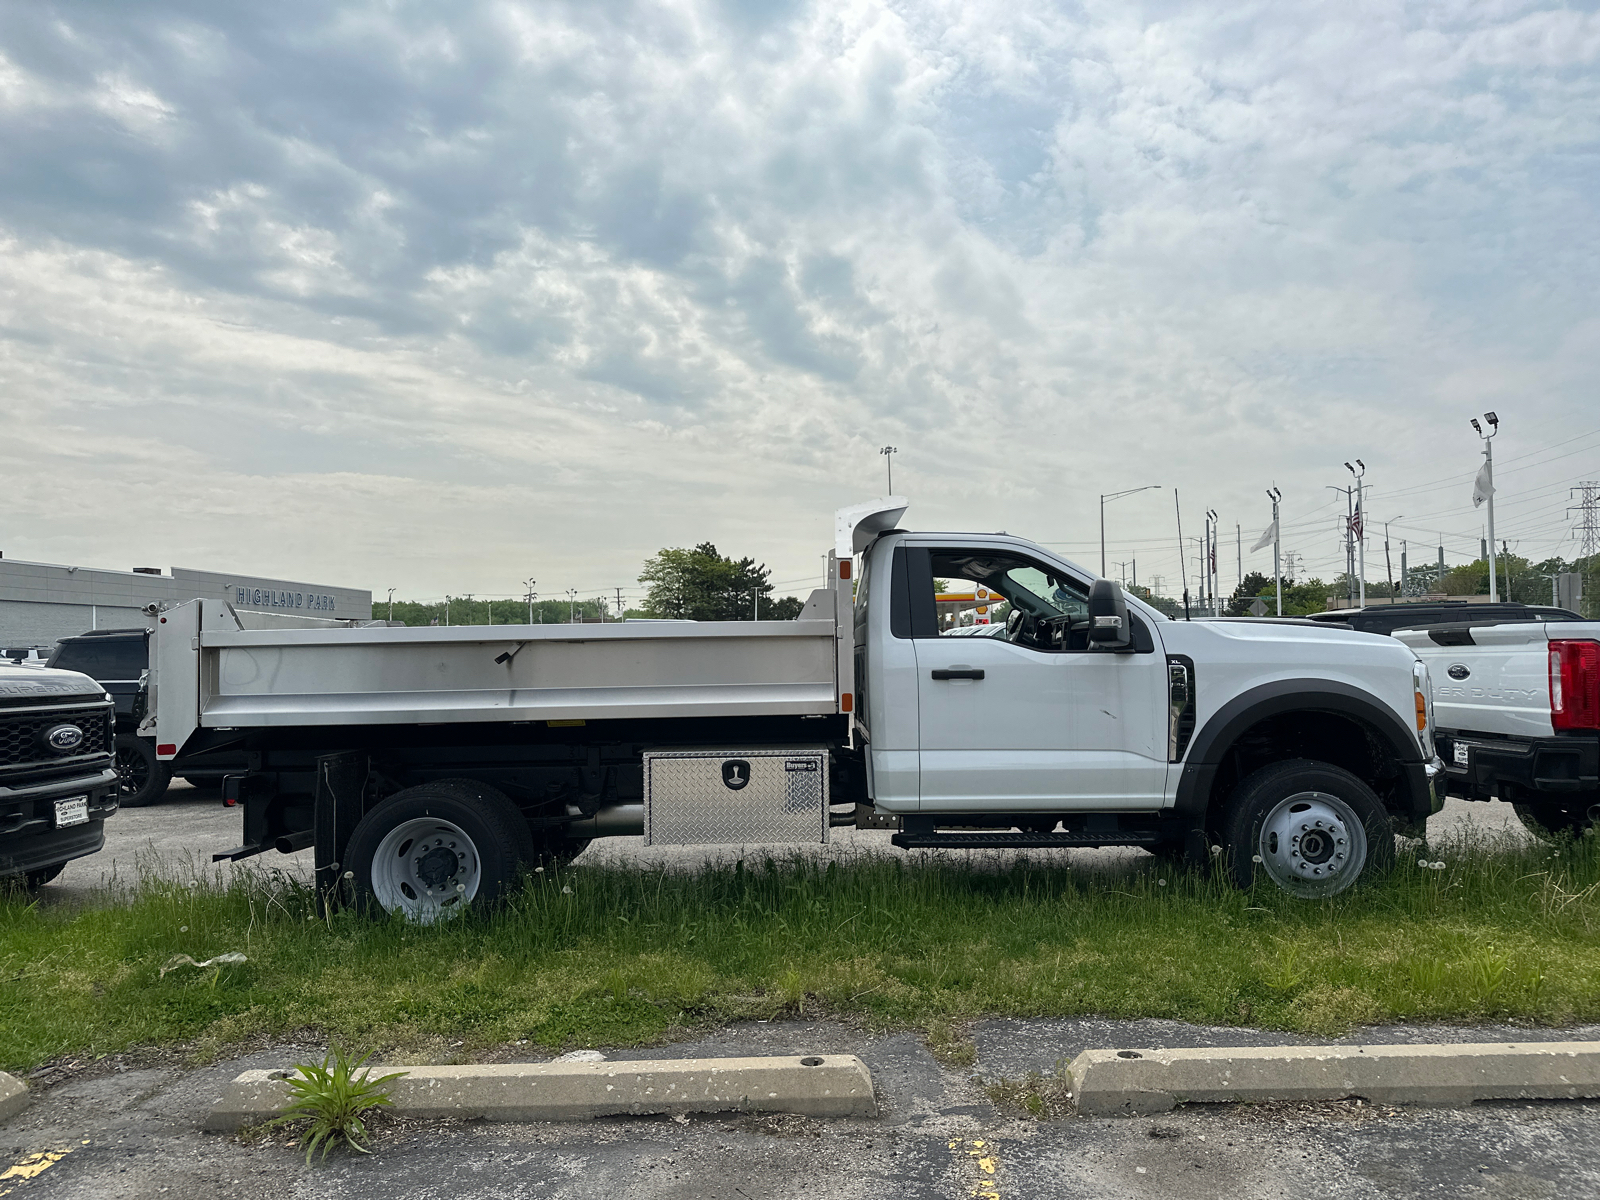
[0,0,1597,599]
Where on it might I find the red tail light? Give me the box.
[1549,640,1600,731]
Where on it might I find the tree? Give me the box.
[1226,572,1273,616]
[638,543,798,620]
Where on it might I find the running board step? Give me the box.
[891,830,1162,850]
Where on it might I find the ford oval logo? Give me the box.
[45,724,86,752]
[1447,664,1471,681]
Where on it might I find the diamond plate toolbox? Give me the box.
[644,746,829,846]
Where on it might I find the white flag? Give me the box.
[1250,521,1278,553]
[1471,462,1494,509]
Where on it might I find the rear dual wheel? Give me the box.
[346,778,586,922]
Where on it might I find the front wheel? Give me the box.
[1221,759,1393,898]
[115,734,172,807]
[345,780,535,922]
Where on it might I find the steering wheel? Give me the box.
[1007,608,1049,648]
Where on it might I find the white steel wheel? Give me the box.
[1255,791,1367,899]
[370,817,482,922]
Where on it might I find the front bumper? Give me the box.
[0,819,107,876]
[1,772,119,876]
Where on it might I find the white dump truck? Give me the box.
[142,500,1442,917]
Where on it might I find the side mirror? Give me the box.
[1086,579,1131,650]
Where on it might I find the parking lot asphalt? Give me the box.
[45,782,1530,905]
[5,1016,1598,1200]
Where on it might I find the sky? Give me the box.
[1,0,1597,607]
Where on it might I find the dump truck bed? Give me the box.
[148,597,847,757]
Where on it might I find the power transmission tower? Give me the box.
[1571,482,1600,559]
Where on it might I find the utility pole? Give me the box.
[750,588,759,620]
[1471,413,1499,601]
[464,594,474,626]
[1400,540,1408,598]
[1382,518,1401,604]
[1236,524,1242,589]
[616,587,625,620]
[880,445,897,494]
[1327,484,1355,606]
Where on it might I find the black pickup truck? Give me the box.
[47,629,241,806]
[1,663,119,889]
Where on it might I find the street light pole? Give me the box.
[524,578,536,625]
[880,445,898,494]
[1472,414,1500,602]
[1099,484,1161,577]
[1267,487,1282,616]
[386,587,395,622]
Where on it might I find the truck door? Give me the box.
[907,546,1169,810]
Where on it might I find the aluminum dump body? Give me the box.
[147,597,848,757]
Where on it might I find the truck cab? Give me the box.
[857,528,1440,897]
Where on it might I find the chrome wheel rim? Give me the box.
[370,817,481,922]
[1256,790,1366,899]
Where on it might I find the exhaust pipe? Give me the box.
[565,803,644,838]
[275,830,315,855]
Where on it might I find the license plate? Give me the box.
[1452,741,1471,767]
[54,796,89,828]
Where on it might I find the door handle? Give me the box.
[931,669,985,680]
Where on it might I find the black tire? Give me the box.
[1513,796,1598,841]
[115,734,172,807]
[25,862,66,891]
[1221,759,1394,898]
[346,779,535,920]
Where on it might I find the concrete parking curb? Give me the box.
[1069,1042,1600,1116]
[0,1072,28,1123]
[204,1054,876,1131]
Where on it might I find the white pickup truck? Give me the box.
[1396,619,1598,837]
[143,500,1442,918]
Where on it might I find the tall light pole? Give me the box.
[566,588,577,624]
[1100,484,1161,577]
[880,445,898,493]
[1345,460,1366,609]
[524,578,536,625]
[386,587,395,622]
[1267,487,1282,616]
[1472,413,1499,601]
[1205,509,1218,614]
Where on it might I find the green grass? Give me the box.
[2,830,1598,1073]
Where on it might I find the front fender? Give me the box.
[1173,678,1429,822]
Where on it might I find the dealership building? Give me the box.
[0,557,372,649]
